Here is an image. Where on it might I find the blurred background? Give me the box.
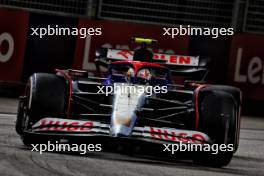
[0,0,263,116]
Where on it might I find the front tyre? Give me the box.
[194,90,237,167]
[16,73,67,146]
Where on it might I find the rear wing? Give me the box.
[97,48,199,66]
[95,48,210,80]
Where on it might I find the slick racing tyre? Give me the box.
[194,90,237,167]
[16,73,67,146]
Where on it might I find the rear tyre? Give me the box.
[194,91,237,167]
[16,73,67,146]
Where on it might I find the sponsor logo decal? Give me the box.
[145,127,210,144]
[0,32,14,63]
[33,118,95,132]
[116,50,134,60]
[234,48,264,85]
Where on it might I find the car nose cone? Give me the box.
[110,83,146,137]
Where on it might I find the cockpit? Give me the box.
[106,62,171,86]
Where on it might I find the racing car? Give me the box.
[16,37,241,167]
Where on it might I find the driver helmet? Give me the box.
[138,69,152,80]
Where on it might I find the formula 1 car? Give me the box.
[16,38,241,167]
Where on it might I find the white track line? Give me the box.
[0,113,16,117]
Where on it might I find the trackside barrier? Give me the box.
[0,9,28,81]
[227,33,264,115]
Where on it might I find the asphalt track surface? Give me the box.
[0,101,264,176]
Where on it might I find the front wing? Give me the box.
[28,117,211,145]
